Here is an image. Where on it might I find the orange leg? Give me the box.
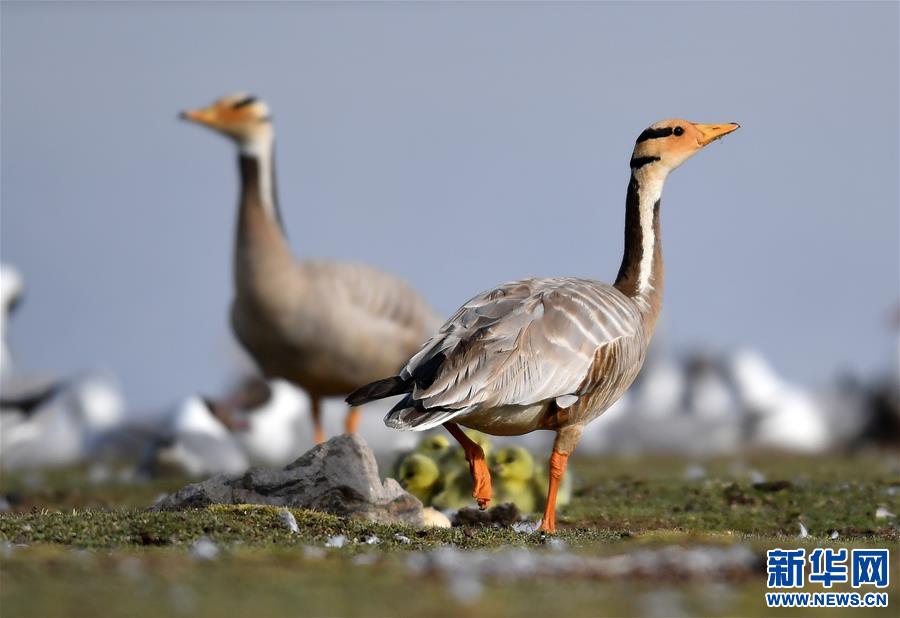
[539,449,570,533]
[444,422,492,509]
[311,397,325,444]
[344,406,361,434]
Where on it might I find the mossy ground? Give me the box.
[1,453,898,617]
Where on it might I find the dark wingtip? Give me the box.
[0,380,67,416]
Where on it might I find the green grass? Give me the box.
[567,454,900,539]
[0,504,621,550]
[1,453,898,617]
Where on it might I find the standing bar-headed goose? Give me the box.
[181,93,441,444]
[349,119,739,532]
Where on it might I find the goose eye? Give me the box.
[673,126,684,136]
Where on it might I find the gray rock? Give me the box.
[150,434,424,526]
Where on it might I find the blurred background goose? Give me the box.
[181,93,441,444]
[350,119,739,532]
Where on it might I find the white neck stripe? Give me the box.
[636,172,664,294]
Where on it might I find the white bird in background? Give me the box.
[631,354,685,420]
[682,352,739,421]
[0,263,24,380]
[0,265,133,469]
[0,372,126,469]
[136,376,417,479]
[142,396,248,478]
[234,379,310,466]
[546,347,841,457]
[225,376,415,464]
[571,350,744,456]
[728,348,831,453]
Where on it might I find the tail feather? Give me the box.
[346,376,410,406]
[383,395,465,431]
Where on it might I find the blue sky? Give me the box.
[2,2,897,410]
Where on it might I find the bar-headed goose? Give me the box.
[349,119,739,531]
[181,93,441,444]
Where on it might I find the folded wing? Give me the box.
[387,277,644,429]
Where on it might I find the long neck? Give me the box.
[238,138,286,232]
[234,138,294,297]
[614,168,665,332]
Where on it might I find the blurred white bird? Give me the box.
[633,354,686,420]
[728,348,831,453]
[508,347,834,457]
[140,396,248,478]
[682,352,739,421]
[0,372,126,469]
[234,379,310,466]
[225,375,416,462]
[0,264,24,380]
[571,351,743,456]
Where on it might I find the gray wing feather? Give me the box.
[307,261,442,337]
[398,278,643,415]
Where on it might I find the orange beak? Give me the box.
[179,106,218,126]
[695,122,740,146]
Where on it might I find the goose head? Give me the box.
[630,119,739,174]
[180,92,272,151]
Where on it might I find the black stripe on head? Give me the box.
[233,95,258,109]
[630,156,660,169]
[636,127,673,143]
